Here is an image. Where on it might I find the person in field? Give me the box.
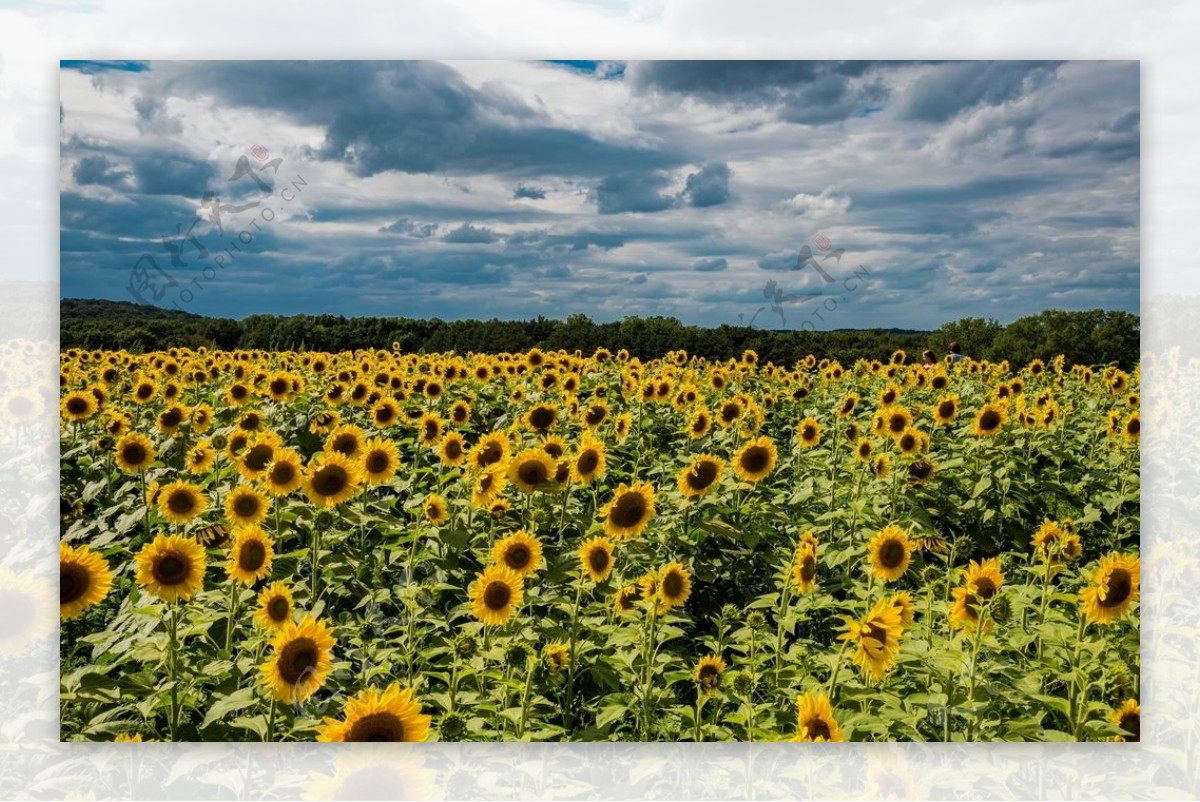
[947,342,965,364]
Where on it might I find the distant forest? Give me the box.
[60,299,1140,369]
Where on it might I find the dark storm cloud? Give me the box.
[72,155,129,188]
[443,223,500,243]
[507,230,627,252]
[129,152,217,196]
[628,60,894,124]
[592,171,676,214]
[899,61,1062,122]
[156,61,683,178]
[513,185,546,200]
[1041,111,1140,162]
[681,162,731,208]
[693,257,728,272]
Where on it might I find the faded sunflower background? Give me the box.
[59,346,1138,742]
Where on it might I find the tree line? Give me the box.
[60,299,1140,369]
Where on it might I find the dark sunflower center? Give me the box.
[66,397,89,414]
[60,563,89,604]
[529,408,555,430]
[505,544,532,570]
[331,435,358,456]
[698,665,719,687]
[278,638,318,684]
[479,442,502,465]
[267,596,289,622]
[979,410,1001,430]
[153,554,189,585]
[234,495,261,518]
[1127,418,1140,435]
[974,577,997,600]
[484,581,512,610]
[271,463,296,484]
[270,378,289,395]
[662,572,684,598]
[865,621,889,647]
[720,404,740,423]
[1102,569,1133,607]
[243,444,274,472]
[805,719,833,741]
[587,547,610,574]
[800,555,816,582]
[312,465,349,496]
[346,712,406,742]
[167,490,196,515]
[880,539,906,568]
[238,541,267,572]
[122,443,147,465]
[543,442,564,459]
[577,450,600,474]
[802,425,817,442]
[909,461,933,480]
[740,447,769,474]
[1119,712,1140,741]
[375,407,395,424]
[517,461,549,487]
[687,460,719,490]
[422,422,438,441]
[137,384,153,399]
[365,452,389,474]
[230,385,247,400]
[888,415,907,434]
[900,435,916,451]
[160,407,182,427]
[445,441,463,459]
[586,408,606,425]
[610,492,647,527]
[692,417,707,434]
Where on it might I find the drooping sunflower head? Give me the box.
[259,615,337,703]
[469,565,524,626]
[491,529,542,578]
[135,533,207,602]
[867,524,912,582]
[59,543,112,620]
[316,683,432,742]
[613,583,644,614]
[254,581,294,632]
[578,536,616,583]
[601,482,656,539]
[507,448,555,494]
[889,591,916,626]
[733,436,778,483]
[792,540,819,594]
[542,642,571,675]
[791,692,843,742]
[677,454,725,499]
[1080,552,1140,625]
[838,596,905,684]
[303,452,363,508]
[694,655,726,694]
[157,480,207,526]
[226,525,274,586]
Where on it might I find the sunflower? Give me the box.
[733,436,777,483]
[694,655,726,694]
[795,418,822,448]
[525,402,558,433]
[578,536,616,583]
[226,484,271,527]
[156,480,207,526]
[491,530,542,578]
[470,465,507,508]
[792,541,818,594]
[867,524,912,582]
[543,642,571,674]
[423,493,449,526]
[687,407,712,439]
[59,543,112,620]
[309,409,341,435]
[614,584,643,613]
[870,454,891,478]
[470,432,510,470]
[1080,553,1140,625]
[889,591,916,626]
[837,596,905,684]
[930,390,959,424]
[896,427,924,456]
[836,392,859,418]
[226,526,274,586]
[950,558,1005,631]
[114,432,155,474]
[325,424,366,460]
[581,400,610,429]
[658,562,691,609]
[508,448,555,493]
[677,454,725,499]
[613,411,632,442]
[370,397,401,429]
[263,449,305,495]
[1122,411,1140,443]
[135,533,207,602]
[1108,699,1140,742]
[906,459,936,485]
[316,683,431,742]
[186,440,216,474]
[236,432,282,480]
[790,692,843,742]
[155,403,190,436]
[438,432,468,467]
[60,390,97,422]
[570,435,607,485]
[468,565,523,626]
[259,616,337,703]
[254,582,294,632]
[304,452,363,507]
[601,482,656,539]
[354,437,398,485]
[971,402,1008,437]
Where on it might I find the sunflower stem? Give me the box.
[517,657,535,739]
[694,691,705,742]
[826,637,851,702]
[564,574,584,733]
[773,569,792,689]
[964,606,989,741]
[223,581,240,653]
[265,697,277,742]
[1035,557,1055,660]
[166,599,180,741]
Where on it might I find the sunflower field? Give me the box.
[58,345,1140,742]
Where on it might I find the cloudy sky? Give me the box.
[59,59,1139,329]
